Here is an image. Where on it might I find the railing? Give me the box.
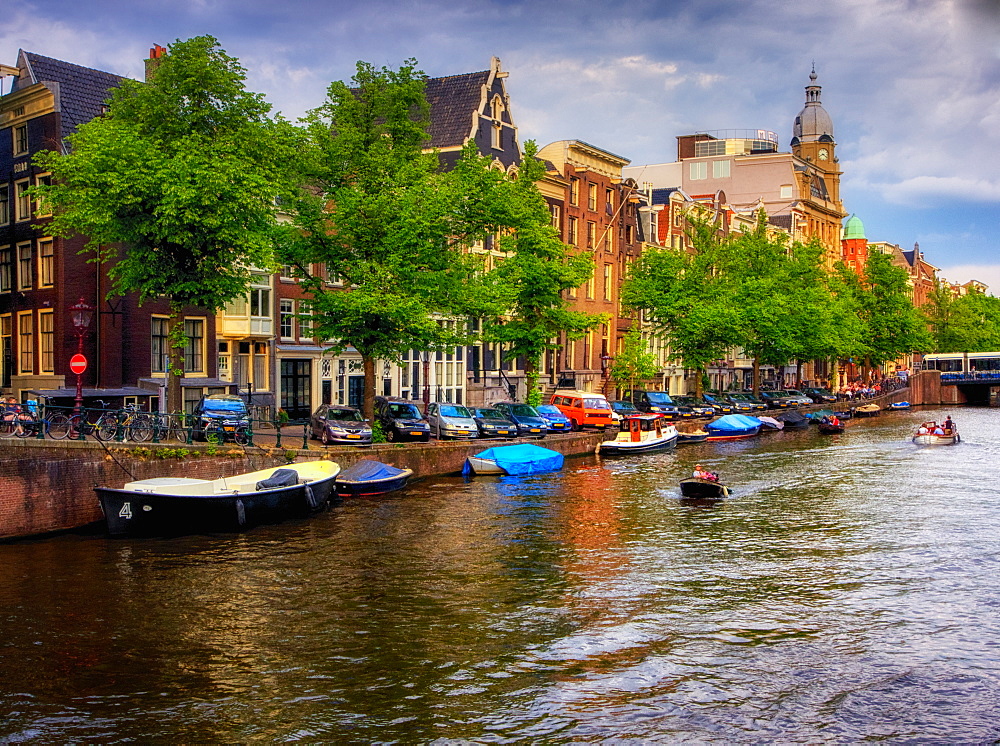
[939,372,1000,384]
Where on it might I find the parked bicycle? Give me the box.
[95,403,153,442]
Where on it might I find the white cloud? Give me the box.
[936,264,1000,296]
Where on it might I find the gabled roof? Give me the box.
[12,51,124,139]
[424,69,490,149]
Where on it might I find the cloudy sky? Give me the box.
[4,0,999,291]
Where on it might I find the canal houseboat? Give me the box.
[600,414,678,454]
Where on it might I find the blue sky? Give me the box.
[4,0,999,291]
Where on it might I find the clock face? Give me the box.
[819,148,829,160]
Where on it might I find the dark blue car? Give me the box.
[493,401,548,438]
[533,403,573,432]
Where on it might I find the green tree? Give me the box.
[957,291,1000,350]
[857,251,930,374]
[609,328,660,398]
[620,213,738,396]
[276,60,505,420]
[481,142,600,406]
[35,36,298,411]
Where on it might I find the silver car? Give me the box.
[426,402,479,440]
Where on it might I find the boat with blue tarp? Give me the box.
[463,443,565,476]
[335,459,413,498]
[705,414,762,440]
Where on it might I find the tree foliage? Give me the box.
[609,329,660,397]
[923,280,1000,352]
[35,35,298,409]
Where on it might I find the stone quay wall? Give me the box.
[0,433,604,541]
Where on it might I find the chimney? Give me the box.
[145,44,167,82]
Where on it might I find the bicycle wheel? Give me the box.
[15,416,39,438]
[95,414,119,441]
[47,413,72,439]
[234,427,251,446]
[129,416,153,443]
[168,413,189,443]
[0,417,19,438]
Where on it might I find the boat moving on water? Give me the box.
[912,420,960,445]
[463,443,565,476]
[600,414,678,454]
[96,460,340,537]
[679,477,730,498]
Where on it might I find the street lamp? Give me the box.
[69,297,95,423]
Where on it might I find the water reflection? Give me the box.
[1,407,999,741]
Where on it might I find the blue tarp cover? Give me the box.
[463,443,564,476]
[708,414,762,432]
[337,459,408,483]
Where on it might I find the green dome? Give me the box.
[844,214,866,240]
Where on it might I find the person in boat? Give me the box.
[944,416,954,433]
[916,424,928,435]
[821,415,830,425]
[693,464,719,482]
[830,415,840,426]
[933,425,945,435]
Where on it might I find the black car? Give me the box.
[670,395,714,418]
[310,404,373,446]
[374,397,431,442]
[492,401,548,438]
[726,392,768,412]
[191,394,250,441]
[700,393,736,415]
[628,390,690,420]
[470,407,519,439]
[803,387,838,404]
[759,390,797,409]
[610,399,641,425]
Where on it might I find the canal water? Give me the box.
[2,407,999,743]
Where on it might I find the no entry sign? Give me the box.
[69,354,87,375]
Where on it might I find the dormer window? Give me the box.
[490,95,505,150]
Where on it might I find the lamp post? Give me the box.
[69,298,95,423]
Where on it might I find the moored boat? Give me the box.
[854,403,881,417]
[887,401,911,410]
[679,477,730,498]
[705,414,762,440]
[463,443,565,476]
[95,460,340,537]
[776,410,811,429]
[757,416,784,432]
[600,414,678,454]
[817,421,845,434]
[676,428,709,444]
[335,459,413,497]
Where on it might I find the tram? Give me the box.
[921,352,1000,381]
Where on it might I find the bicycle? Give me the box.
[95,404,153,442]
[151,411,189,442]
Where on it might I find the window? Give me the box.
[15,180,30,221]
[184,319,204,373]
[588,183,597,211]
[689,162,707,180]
[39,311,53,373]
[549,204,561,229]
[712,160,731,178]
[0,315,10,389]
[780,185,793,199]
[17,243,32,290]
[567,216,578,246]
[280,263,295,281]
[38,239,53,287]
[0,185,9,225]
[570,178,579,206]
[606,188,615,215]
[13,124,28,155]
[586,261,596,299]
[249,285,270,318]
[604,264,613,301]
[18,312,33,374]
[34,174,52,217]
[586,221,596,248]
[280,299,294,338]
[298,301,313,341]
[151,317,168,373]
[0,247,11,292]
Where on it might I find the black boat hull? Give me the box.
[679,477,729,498]
[335,472,411,497]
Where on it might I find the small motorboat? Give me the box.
[776,410,810,429]
[805,409,836,423]
[95,460,340,537]
[833,409,852,420]
[912,422,960,445]
[335,459,413,497]
[757,416,784,432]
[817,420,845,434]
[463,443,564,476]
[679,477,730,498]
[854,403,881,418]
[676,429,709,444]
[705,414,762,440]
[600,414,678,454]
[887,401,911,411]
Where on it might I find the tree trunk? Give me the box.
[694,366,705,398]
[166,305,184,414]
[524,355,540,406]
[361,354,376,422]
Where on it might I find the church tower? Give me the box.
[790,66,842,206]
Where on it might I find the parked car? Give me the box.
[725,392,768,412]
[549,390,614,430]
[803,387,838,404]
[782,389,815,406]
[470,407,519,439]
[425,402,479,440]
[533,403,574,432]
[609,399,641,424]
[493,401,548,438]
[668,395,712,418]
[627,390,689,420]
[191,394,250,442]
[700,392,737,415]
[759,390,797,409]
[374,396,431,442]
[310,404,373,446]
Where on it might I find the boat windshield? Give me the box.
[440,405,472,418]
